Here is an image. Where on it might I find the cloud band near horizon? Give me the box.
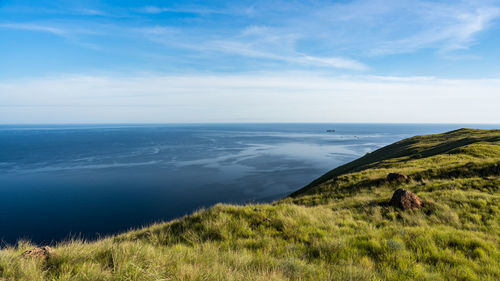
[1,74,499,124]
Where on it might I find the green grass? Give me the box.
[1,128,499,280]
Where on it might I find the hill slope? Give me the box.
[1,129,499,281]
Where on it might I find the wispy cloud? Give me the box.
[0,21,107,37]
[233,0,500,58]
[77,8,107,16]
[0,21,110,50]
[130,0,500,71]
[299,55,367,71]
[155,25,369,71]
[368,3,500,54]
[132,26,179,35]
[0,23,67,36]
[1,0,499,76]
[205,40,368,70]
[140,6,223,15]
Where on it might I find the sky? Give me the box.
[1,0,500,124]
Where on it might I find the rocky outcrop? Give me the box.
[21,246,53,260]
[390,189,422,209]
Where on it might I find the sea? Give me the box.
[1,123,498,245]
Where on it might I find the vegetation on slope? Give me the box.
[1,129,499,281]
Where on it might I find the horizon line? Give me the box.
[1,122,500,126]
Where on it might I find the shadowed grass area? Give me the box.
[1,128,499,280]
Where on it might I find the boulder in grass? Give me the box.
[390,189,422,209]
[21,246,53,260]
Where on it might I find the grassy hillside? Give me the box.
[1,128,499,281]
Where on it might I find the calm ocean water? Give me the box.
[1,123,498,244]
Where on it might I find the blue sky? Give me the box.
[1,0,500,123]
